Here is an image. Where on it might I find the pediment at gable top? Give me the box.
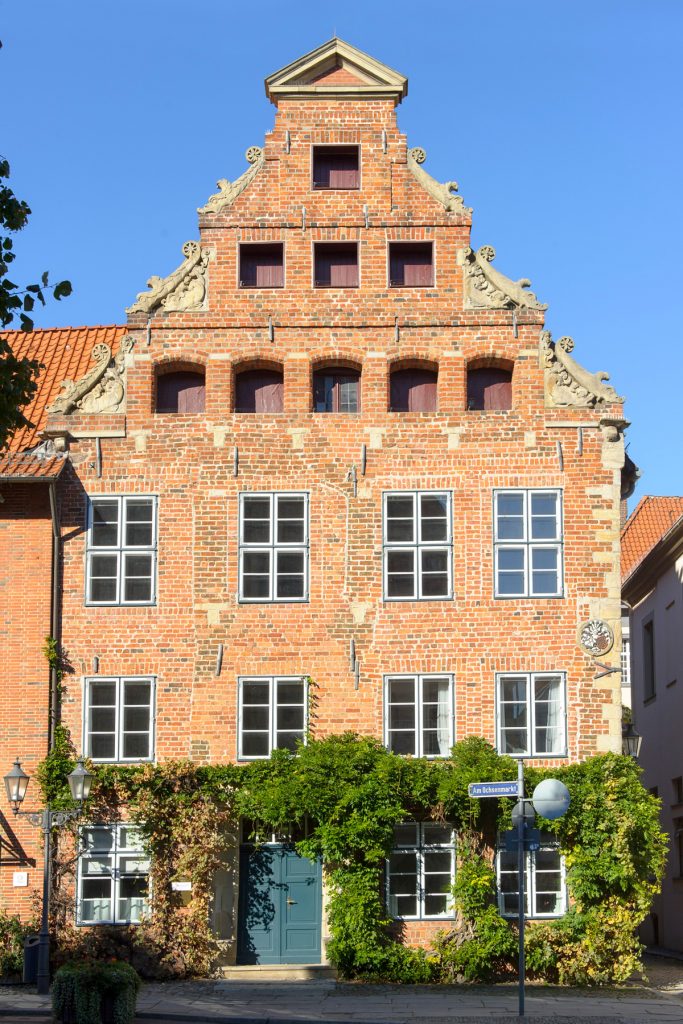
[265,38,408,103]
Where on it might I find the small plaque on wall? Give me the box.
[579,620,614,657]
[171,880,192,892]
[13,872,28,887]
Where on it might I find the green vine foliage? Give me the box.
[52,961,140,1024]
[36,733,666,985]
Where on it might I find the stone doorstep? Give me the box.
[217,964,337,982]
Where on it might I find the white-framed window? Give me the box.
[383,491,452,600]
[86,496,157,605]
[387,823,455,920]
[77,824,149,926]
[496,837,566,919]
[84,677,155,763]
[494,489,563,598]
[239,493,308,602]
[384,674,453,757]
[496,672,566,757]
[238,676,307,759]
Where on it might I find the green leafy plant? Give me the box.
[52,960,140,1024]
[0,909,38,977]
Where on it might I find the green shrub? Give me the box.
[0,909,36,977]
[52,961,141,1024]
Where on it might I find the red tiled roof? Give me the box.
[2,325,128,452]
[0,452,66,481]
[621,496,683,582]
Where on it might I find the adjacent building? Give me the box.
[1,39,630,965]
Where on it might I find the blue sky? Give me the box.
[3,1,681,502]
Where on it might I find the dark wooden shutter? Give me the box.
[240,245,283,288]
[467,368,512,410]
[313,147,359,189]
[390,369,437,411]
[157,372,205,413]
[390,244,433,286]
[235,370,283,412]
[316,245,358,287]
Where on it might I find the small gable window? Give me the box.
[390,367,438,412]
[156,370,205,413]
[313,367,360,413]
[389,243,433,288]
[239,243,284,288]
[235,369,284,413]
[467,365,513,411]
[312,146,360,190]
[314,243,359,288]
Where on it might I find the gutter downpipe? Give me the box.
[48,481,61,752]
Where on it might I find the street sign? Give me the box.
[468,780,519,798]
[502,827,541,853]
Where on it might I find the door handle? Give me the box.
[286,898,297,905]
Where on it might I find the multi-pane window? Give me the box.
[238,676,307,759]
[239,493,308,602]
[313,368,360,412]
[86,497,157,605]
[497,838,566,918]
[494,489,563,598]
[496,673,566,757]
[77,824,149,925]
[387,823,455,920]
[384,675,453,756]
[84,678,155,762]
[383,491,452,600]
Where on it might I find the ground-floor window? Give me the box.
[386,823,455,919]
[77,824,149,925]
[496,837,566,918]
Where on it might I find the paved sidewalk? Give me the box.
[2,957,683,1024]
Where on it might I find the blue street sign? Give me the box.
[467,781,519,798]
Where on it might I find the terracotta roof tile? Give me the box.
[1,326,128,452]
[0,452,67,481]
[621,496,683,581]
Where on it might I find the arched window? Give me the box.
[313,366,360,413]
[156,369,205,413]
[235,368,284,413]
[389,367,438,412]
[467,364,513,411]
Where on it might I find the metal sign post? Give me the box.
[516,759,525,1018]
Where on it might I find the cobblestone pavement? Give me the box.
[1,954,683,1024]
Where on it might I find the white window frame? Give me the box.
[238,676,308,760]
[493,489,563,598]
[85,495,158,606]
[495,672,567,758]
[83,676,156,764]
[382,490,453,601]
[386,823,456,921]
[76,824,149,926]
[238,492,309,603]
[383,674,454,757]
[496,841,567,919]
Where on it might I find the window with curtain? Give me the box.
[78,824,149,925]
[235,369,284,412]
[389,367,438,411]
[239,243,284,288]
[387,823,455,919]
[467,366,512,410]
[313,368,360,412]
[388,243,434,287]
[496,672,566,756]
[314,243,359,287]
[384,674,453,756]
[312,146,360,189]
[156,371,205,413]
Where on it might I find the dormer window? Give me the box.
[314,243,359,288]
[239,244,284,288]
[312,146,360,189]
[389,243,433,288]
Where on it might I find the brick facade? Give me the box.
[0,40,627,958]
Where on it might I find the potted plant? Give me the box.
[52,961,141,1024]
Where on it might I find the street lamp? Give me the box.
[622,722,642,758]
[3,758,93,994]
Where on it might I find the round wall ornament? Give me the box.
[579,620,614,656]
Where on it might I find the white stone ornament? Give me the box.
[542,332,624,408]
[463,244,547,310]
[579,620,614,657]
[198,147,265,215]
[406,146,470,214]
[48,336,135,415]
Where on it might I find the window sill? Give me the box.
[312,185,360,191]
[238,284,284,290]
[313,284,360,289]
[389,283,434,289]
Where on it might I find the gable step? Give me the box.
[218,964,337,981]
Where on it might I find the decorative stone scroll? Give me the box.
[126,241,210,315]
[463,245,547,310]
[198,146,265,215]
[542,331,624,408]
[406,147,471,215]
[48,335,135,415]
[579,620,614,657]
